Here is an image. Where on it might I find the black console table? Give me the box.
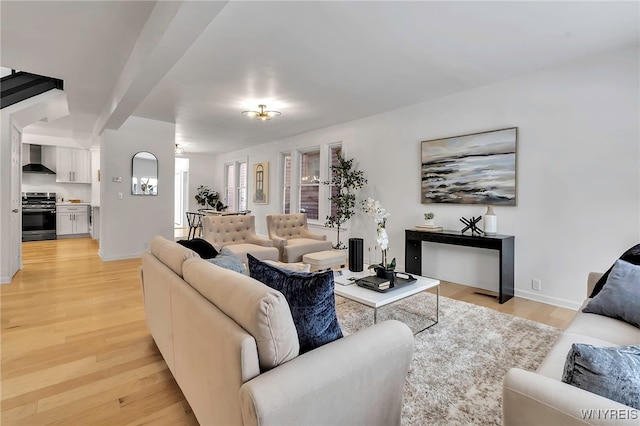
[405,229,515,304]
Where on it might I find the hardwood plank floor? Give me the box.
[2,238,197,425]
[2,238,576,424]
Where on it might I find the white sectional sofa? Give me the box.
[140,236,415,426]
[503,273,640,425]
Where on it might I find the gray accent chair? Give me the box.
[202,215,279,263]
[266,213,332,263]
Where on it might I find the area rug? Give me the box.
[335,292,561,426]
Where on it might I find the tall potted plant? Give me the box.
[323,153,367,249]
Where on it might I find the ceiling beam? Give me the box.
[93,0,228,136]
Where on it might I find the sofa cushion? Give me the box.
[248,254,343,353]
[583,259,640,328]
[207,246,246,274]
[562,343,640,409]
[177,238,218,259]
[182,257,299,371]
[567,301,640,346]
[590,243,640,297]
[225,243,279,264]
[150,235,200,277]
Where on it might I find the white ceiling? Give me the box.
[1,1,155,142]
[2,1,638,155]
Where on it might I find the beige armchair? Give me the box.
[266,213,333,262]
[202,215,279,263]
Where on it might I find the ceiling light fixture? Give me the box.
[241,104,281,121]
[175,144,184,155]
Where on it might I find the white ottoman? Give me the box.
[302,250,347,272]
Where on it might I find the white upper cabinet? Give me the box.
[56,147,91,183]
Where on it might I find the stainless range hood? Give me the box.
[22,144,55,174]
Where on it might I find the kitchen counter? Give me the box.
[56,202,91,206]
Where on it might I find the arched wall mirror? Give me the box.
[132,151,158,196]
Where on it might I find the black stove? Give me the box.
[22,192,57,241]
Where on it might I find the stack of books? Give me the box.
[415,224,443,232]
[356,276,392,291]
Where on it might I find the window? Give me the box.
[225,160,247,211]
[238,162,247,211]
[280,143,342,222]
[225,163,235,209]
[299,149,320,220]
[282,153,291,214]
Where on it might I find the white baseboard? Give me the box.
[99,251,142,262]
[1,275,12,284]
[515,289,582,311]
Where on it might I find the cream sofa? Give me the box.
[202,214,279,263]
[140,236,415,426]
[503,273,640,426]
[266,213,332,262]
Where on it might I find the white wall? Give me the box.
[0,90,68,283]
[22,173,91,202]
[90,147,100,205]
[212,47,640,309]
[182,152,220,213]
[100,116,175,261]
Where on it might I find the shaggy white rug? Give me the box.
[335,292,561,426]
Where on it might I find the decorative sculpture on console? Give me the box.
[460,216,484,236]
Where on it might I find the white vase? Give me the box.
[425,219,435,226]
[483,206,497,235]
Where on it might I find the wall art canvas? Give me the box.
[253,162,269,204]
[421,127,517,205]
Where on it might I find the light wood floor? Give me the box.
[2,238,576,425]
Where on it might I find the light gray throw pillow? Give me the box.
[562,343,640,409]
[206,246,246,274]
[583,259,640,328]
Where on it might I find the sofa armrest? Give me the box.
[269,236,287,261]
[247,235,274,247]
[270,236,287,249]
[503,368,636,426]
[587,272,604,298]
[239,320,414,426]
[299,229,327,241]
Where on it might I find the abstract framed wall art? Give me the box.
[421,127,517,205]
[253,162,269,204]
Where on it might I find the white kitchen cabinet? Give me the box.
[57,205,89,236]
[56,148,91,183]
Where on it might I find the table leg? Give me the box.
[499,239,515,304]
[405,238,422,275]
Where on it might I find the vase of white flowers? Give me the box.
[361,198,396,280]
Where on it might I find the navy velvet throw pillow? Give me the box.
[176,238,218,259]
[248,254,342,353]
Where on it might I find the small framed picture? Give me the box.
[253,162,269,204]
